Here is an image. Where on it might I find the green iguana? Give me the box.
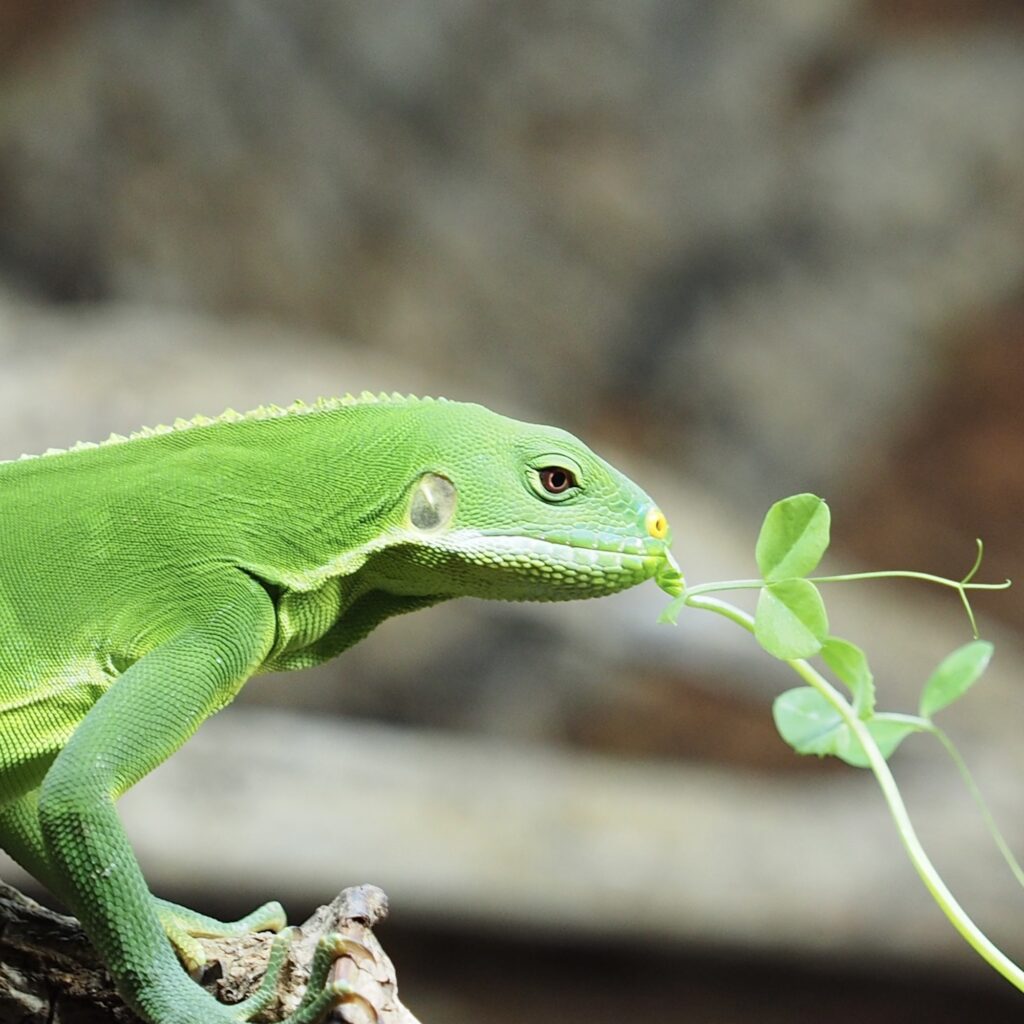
[0,393,681,1023]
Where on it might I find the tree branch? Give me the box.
[0,879,420,1023]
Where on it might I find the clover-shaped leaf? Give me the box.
[754,579,828,660]
[821,636,875,718]
[773,687,920,768]
[755,494,830,582]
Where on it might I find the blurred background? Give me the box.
[2,1,1024,1020]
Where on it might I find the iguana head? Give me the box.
[372,402,683,602]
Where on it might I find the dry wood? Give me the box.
[0,879,420,1024]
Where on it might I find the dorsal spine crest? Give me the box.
[15,393,437,462]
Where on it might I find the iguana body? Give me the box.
[0,394,679,1023]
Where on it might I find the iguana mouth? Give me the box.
[479,530,669,559]
[480,533,684,595]
[448,531,671,581]
[553,536,684,595]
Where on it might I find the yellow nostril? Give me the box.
[645,506,669,540]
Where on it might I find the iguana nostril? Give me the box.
[645,507,668,540]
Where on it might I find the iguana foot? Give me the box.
[154,897,287,975]
[232,928,377,1024]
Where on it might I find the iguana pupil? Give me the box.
[540,467,574,493]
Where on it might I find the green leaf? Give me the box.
[821,636,875,717]
[754,579,829,660]
[772,688,920,768]
[919,640,994,718]
[658,595,686,625]
[834,714,920,768]
[772,686,844,757]
[755,494,831,581]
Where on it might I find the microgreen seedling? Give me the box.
[659,494,1020,990]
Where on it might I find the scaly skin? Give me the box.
[0,394,680,1023]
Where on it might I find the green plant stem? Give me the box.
[683,574,1010,599]
[926,724,1024,892]
[810,571,1009,590]
[685,592,1024,993]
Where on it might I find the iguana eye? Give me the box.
[539,467,577,494]
[527,457,583,502]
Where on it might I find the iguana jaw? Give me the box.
[271,527,681,599]
[385,528,677,600]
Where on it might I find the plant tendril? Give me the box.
[962,539,985,586]
[679,543,1011,639]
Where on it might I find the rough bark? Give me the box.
[0,879,420,1024]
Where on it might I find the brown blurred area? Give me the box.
[842,301,1024,629]
[1,1,1024,1020]
[868,0,1024,30]
[0,1,90,64]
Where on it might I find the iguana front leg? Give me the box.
[35,573,350,1024]
[0,787,69,901]
[154,897,287,976]
[0,788,286,976]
